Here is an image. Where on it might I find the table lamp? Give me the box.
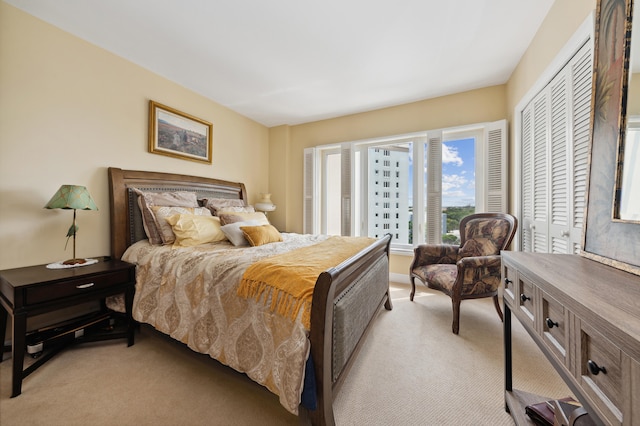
[255,193,276,216]
[44,185,98,265]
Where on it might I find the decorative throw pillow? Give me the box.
[220,220,261,246]
[151,206,211,245]
[219,211,269,226]
[133,188,199,245]
[216,205,256,214]
[240,224,283,246]
[165,214,227,247]
[201,198,247,216]
[458,237,499,258]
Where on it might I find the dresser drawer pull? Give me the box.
[587,359,607,375]
[76,283,95,289]
[504,278,513,285]
[545,318,559,329]
[520,293,531,303]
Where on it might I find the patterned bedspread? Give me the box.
[121,233,330,415]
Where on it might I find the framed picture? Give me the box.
[148,100,213,164]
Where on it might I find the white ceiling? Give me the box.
[6,0,556,127]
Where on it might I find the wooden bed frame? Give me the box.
[108,167,392,426]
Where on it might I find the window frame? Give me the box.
[304,120,506,253]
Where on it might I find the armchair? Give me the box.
[409,213,517,334]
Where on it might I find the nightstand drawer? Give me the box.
[26,270,131,305]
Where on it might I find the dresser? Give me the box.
[501,252,640,425]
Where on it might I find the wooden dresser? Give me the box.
[501,252,640,425]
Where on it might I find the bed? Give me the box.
[107,167,392,426]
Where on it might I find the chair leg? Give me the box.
[493,295,504,322]
[409,276,416,301]
[451,299,461,335]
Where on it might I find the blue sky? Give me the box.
[442,138,475,207]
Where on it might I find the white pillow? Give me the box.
[220,220,261,246]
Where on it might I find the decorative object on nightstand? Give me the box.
[254,193,276,216]
[44,185,98,267]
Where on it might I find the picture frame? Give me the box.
[148,100,213,164]
[581,0,640,275]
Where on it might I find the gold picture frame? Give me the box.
[148,100,213,164]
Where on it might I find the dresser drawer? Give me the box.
[517,273,536,326]
[541,291,567,365]
[501,261,517,306]
[25,270,132,305]
[578,321,623,425]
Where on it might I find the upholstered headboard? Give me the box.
[108,167,247,259]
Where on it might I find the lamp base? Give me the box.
[62,258,87,265]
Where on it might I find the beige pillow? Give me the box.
[219,211,269,226]
[201,198,247,216]
[216,205,256,214]
[151,206,211,245]
[133,188,199,245]
[165,214,227,247]
[240,224,283,246]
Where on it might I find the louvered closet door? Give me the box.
[520,41,591,253]
[548,70,569,253]
[569,42,592,254]
[531,89,549,252]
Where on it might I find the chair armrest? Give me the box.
[456,254,502,269]
[412,244,459,266]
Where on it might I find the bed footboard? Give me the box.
[308,234,392,426]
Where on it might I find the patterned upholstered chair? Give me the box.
[409,213,517,334]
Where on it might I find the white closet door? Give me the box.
[521,106,534,251]
[532,90,549,252]
[520,40,592,253]
[569,42,592,254]
[548,71,570,253]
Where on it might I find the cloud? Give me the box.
[442,144,463,166]
[442,174,468,192]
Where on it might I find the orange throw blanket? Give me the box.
[237,236,375,329]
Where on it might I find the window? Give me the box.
[303,120,507,251]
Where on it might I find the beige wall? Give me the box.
[0,3,270,269]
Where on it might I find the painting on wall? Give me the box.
[148,100,213,164]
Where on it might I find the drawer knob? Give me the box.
[76,283,95,289]
[520,294,531,303]
[504,278,513,285]
[587,360,607,375]
[545,318,559,329]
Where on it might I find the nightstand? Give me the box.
[0,257,136,397]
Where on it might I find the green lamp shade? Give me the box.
[44,185,98,211]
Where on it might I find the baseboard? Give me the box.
[390,273,410,285]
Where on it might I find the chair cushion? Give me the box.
[458,237,498,258]
[413,264,457,296]
[462,217,511,251]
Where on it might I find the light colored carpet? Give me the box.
[0,283,571,425]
